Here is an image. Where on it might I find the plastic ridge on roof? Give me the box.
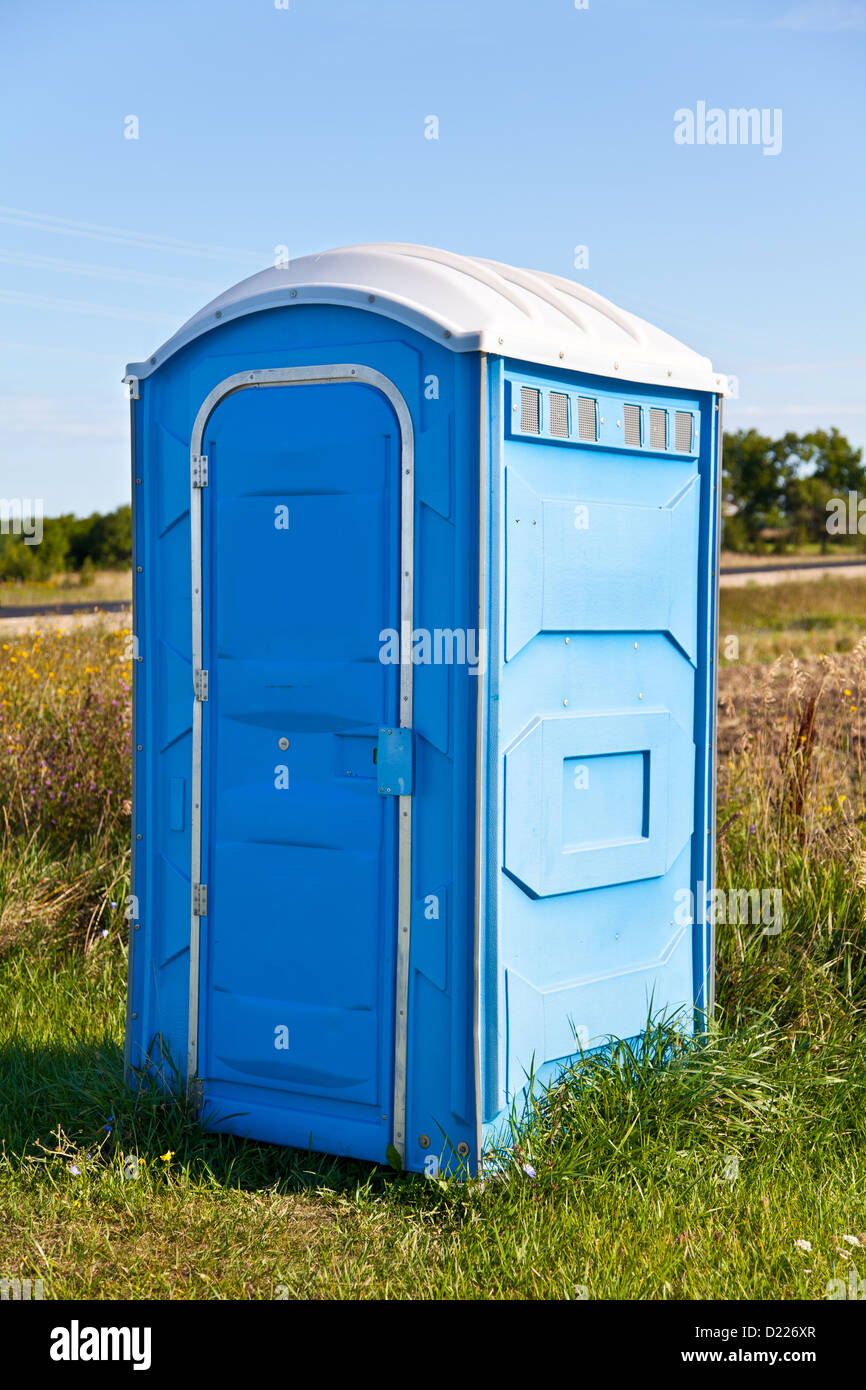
[125,241,730,395]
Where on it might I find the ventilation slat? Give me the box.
[649,408,667,450]
[549,391,570,438]
[623,403,642,447]
[520,386,540,433]
[675,411,693,452]
[577,396,598,442]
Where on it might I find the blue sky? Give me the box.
[0,0,864,514]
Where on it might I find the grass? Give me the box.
[0,582,865,1299]
[1,943,864,1298]
[721,542,866,566]
[719,573,866,662]
[0,569,132,610]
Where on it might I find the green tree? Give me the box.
[722,429,790,549]
[784,474,837,551]
[724,427,865,552]
[800,428,865,494]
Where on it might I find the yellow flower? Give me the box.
[159,1150,174,1163]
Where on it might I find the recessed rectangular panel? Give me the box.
[562,751,647,851]
[504,711,694,897]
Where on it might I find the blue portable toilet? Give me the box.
[124,243,728,1175]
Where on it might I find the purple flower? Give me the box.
[522,1163,536,1178]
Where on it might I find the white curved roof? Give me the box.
[126,242,730,394]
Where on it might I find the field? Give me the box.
[0,569,132,611]
[720,572,866,663]
[0,582,864,1300]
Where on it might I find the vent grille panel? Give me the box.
[649,408,668,450]
[549,391,570,438]
[623,403,642,447]
[675,411,693,452]
[520,386,540,433]
[577,396,598,442]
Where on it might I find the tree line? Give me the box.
[0,505,132,581]
[722,427,865,552]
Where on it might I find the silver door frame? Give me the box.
[187,364,415,1160]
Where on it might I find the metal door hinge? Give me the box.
[123,375,140,401]
[194,668,209,701]
[192,883,208,916]
[191,454,209,487]
[376,727,414,796]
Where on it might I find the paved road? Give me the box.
[0,599,131,619]
[722,557,866,576]
[720,557,866,588]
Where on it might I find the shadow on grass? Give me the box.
[0,1035,424,1201]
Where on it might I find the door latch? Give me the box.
[376,727,414,796]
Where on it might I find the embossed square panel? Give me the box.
[504,710,695,897]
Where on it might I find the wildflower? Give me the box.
[159,1150,174,1163]
[522,1162,536,1178]
[68,1164,81,1176]
[794,1239,812,1253]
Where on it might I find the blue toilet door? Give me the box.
[196,379,403,1161]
